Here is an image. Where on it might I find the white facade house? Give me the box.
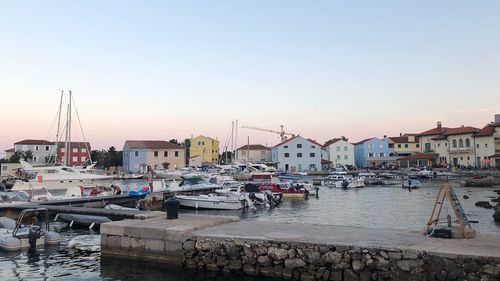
[323,139,355,167]
[123,140,185,173]
[271,136,323,172]
[13,139,57,164]
[235,145,271,163]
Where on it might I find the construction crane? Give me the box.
[241,125,295,141]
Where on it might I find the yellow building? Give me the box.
[389,134,420,157]
[189,135,219,164]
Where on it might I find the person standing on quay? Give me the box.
[145,165,155,192]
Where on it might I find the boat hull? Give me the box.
[176,196,242,210]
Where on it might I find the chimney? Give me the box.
[383,135,387,139]
[437,121,442,128]
[399,133,402,137]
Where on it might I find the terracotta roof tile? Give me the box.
[443,126,480,136]
[475,125,496,137]
[14,139,55,145]
[125,140,183,150]
[237,144,270,150]
[417,127,450,137]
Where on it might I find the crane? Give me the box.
[241,125,296,141]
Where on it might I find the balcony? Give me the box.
[448,147,473,154]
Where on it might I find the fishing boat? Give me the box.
[175,194,243,210]
[0,209,61,251]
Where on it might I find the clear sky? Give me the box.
[1,1,499,155]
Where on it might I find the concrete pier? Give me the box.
[101,215,500,280]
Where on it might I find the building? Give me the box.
[323,139,355,167]
[13,139,57,164]
[353,137,397,168]
[188,155,203,167]
[57,142,91,166]
[0,163,21,178]
[189,136,219,164]
[417,117,500,168]
[388,134,420,157]
[235,144,271,163]
[4,148,14,160]
[397,153,439,168]
[271,136,323,172]
[123,140,186,173]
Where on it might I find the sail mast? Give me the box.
[54,91,64,163]
[68,91,72,165]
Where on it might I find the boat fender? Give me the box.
[89,222,95,230]
[69,221,74,228]
[54,214,60,222]
[45,231,62,245]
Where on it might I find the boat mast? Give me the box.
[54,91,64,163]
[235,119,238,162]
[68,91,72,165]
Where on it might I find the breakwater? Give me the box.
[101,215,500,281]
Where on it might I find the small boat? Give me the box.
[128,186,151,197]
[259,182,308,198]
[103,203,137,211]
[0,208,61,251]
[55,213,112,229]
[175,194,243,210]
[402,179,422,189]
[334,178,365,189]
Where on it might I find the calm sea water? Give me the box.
[1,181,499,280]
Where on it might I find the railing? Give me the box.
[448,147,473,153]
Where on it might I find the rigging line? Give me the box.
[71,95,92,163]
[44,104,61,148]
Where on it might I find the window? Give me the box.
[135,151,139,157]
[476,144,479,148]
[344,155,348,159]
[297,153,303,157]
[337,155,340,159]
[379,153,384,157]
[465,138,470,147]
[311,145,316,148]
[72,156,77,162]
[72,148,78,153]
[198,142,201,145]
[388,143,394,148]
[284,153,290,158]
[416,144,420,148]
[336,146,340,151]
[45,146,49,151]
[297,144,302,148]
[81,157,86,162]
[82,148,87,153]
[61,148,65,152]
[438,143,440,147]
[467,157,470,160]
[459,139,464,148]
[460,157,463,160]
[284,145,288,149]
[309,164,316,170]
[35,145,39,151]
[310,153,315,157]
[404,144,408,148]
[154,151,158,157]
[344,146,347,151]
[175,151,179,157]
[452,140,457,148]
[368,153,374,157]
[397,144,401,148]
[33,156,37,162]
[164,151,168,157]
[368,144,373,149]
[485,143,489,148]
[444,143,447,147]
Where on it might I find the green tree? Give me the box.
[8,151,23,163]
[23,150,33,161]
[169,139,180,145]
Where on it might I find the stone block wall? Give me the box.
[182,238,500,281]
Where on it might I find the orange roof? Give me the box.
[125,140,183,150]
[14,139,55,145]
[237,144,270,150]
[443,126,479,136]
[417,127,450,137]
[389,136,419,143]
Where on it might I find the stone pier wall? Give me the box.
[182,238,500,281]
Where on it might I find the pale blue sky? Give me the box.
[0,1,499,152]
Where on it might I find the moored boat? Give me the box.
[175,194,243,210]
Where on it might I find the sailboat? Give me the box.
[10,91,113,198]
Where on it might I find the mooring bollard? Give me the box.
[164,197,180,219]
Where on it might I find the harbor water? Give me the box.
[1,181,499,280]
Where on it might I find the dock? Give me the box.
[101,214,500,280]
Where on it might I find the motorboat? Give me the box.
[402,179,422,189]
[0,208,62,251]
[175,194,243,210]
[334,178,365,189]
[259,182,308,198]
[169,177,221,192]
[10,161,114,197]
[379,173,400,185]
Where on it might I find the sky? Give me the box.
[1,1,499,155]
